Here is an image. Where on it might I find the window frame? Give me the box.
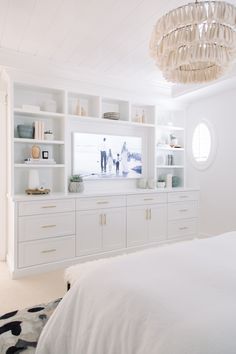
[189,119,217,170]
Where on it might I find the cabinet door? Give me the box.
[148,204,167,243]
[102,207,126,251]
[76,210,102,256]
[127,205,148,247]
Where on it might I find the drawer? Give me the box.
[168,201,198,220]
[168,219,198,239]
[18,199,75,216]
[76,196,126,211]
[18,235,75,268]
[127,193,167,206]
[18,212,75,242]
[168,191,198,203]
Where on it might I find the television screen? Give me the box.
[73,132,142,179]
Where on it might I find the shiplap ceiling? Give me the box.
[0,0,236,97]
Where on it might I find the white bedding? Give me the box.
[36,232,236,354]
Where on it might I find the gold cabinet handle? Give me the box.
[103,213,107,225]
[41,205,57,209]
[149,208,152,220]
[100,214,103,226]
[179,209,188,212]
[144,198,154,201]
[145,209,148,220]
[41,248,56,254]
[41,224,56,228]
[97,201,109,205]
[179,226,188,230]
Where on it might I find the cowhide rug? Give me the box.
[0,298,61,354]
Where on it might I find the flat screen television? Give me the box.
[73,132,142,179]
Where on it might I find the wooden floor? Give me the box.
[0,261,66,314]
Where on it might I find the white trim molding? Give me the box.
[0,89,7,260]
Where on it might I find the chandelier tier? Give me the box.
[149,1,236,84]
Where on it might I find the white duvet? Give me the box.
[36,232,236,354]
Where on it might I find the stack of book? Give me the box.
[24,158,56,165]
[34,121,45,140]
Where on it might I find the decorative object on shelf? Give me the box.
[81,107,87,116]
[157,178,166,188]
[103,112,120,120]
[31,145,41,159]
[141,110,146,124]
[42,99,57,113]
[17,124,34,139]
[25,188,50,195]
[166,174,173,189]
[22,104,40,112]
[34,121,45,140]
[42,150,49,159]
[137,178,147,189]
[170,134,178,147]
[147,178,155,189]
[167,154,174,166]
[24,158,56,165]
[76,99,81,115]
[149,1,236,83]
[44,130,54,141]
[172,175,181,188]
[28,169,40,189]
[68,174,84,193]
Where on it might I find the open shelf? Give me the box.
[14,138,64,145]
[68,92,99,117]
[157,146,184,151]
[14,164,65,168]
[14,108,64,119]
[156,165,184,169]
[68,114,155,128]
[102,97,129,122]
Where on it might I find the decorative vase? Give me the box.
[157,181,166,188]
[28,169,40,189]
[68,181,84,193]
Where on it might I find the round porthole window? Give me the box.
[190,120,216,170]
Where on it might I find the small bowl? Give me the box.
[17,125,34,139]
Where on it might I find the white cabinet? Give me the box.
[76,207,126,256]
[76,210,102,256]
[127,204,167,247]
[148,204,167,243]
[10,189,199,278]
[102,208,126,251]
[127,205,148,247]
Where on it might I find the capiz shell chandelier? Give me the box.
[149,1,236,84]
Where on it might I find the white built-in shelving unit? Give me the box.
[1,68,187,196]
[156,110,186,188]
[8,79,162,195]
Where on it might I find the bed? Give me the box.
[36,232,236,354]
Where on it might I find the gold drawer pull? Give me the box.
[41,224,56,228]
[179,226,188,231]
[179,209,188,212]
[144,198,154,201]
[97,201,109,205]
[104,213,107,225]
[42,205,57,209]
[41,248,56,254]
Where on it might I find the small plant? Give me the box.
[158,176,166,182]
[70,174,83,183]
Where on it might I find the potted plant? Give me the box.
[68,174,84,193]
[157,177,166,188]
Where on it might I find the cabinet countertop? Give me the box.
[10,187,200,202]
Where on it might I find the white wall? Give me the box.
[186,88,236,237]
